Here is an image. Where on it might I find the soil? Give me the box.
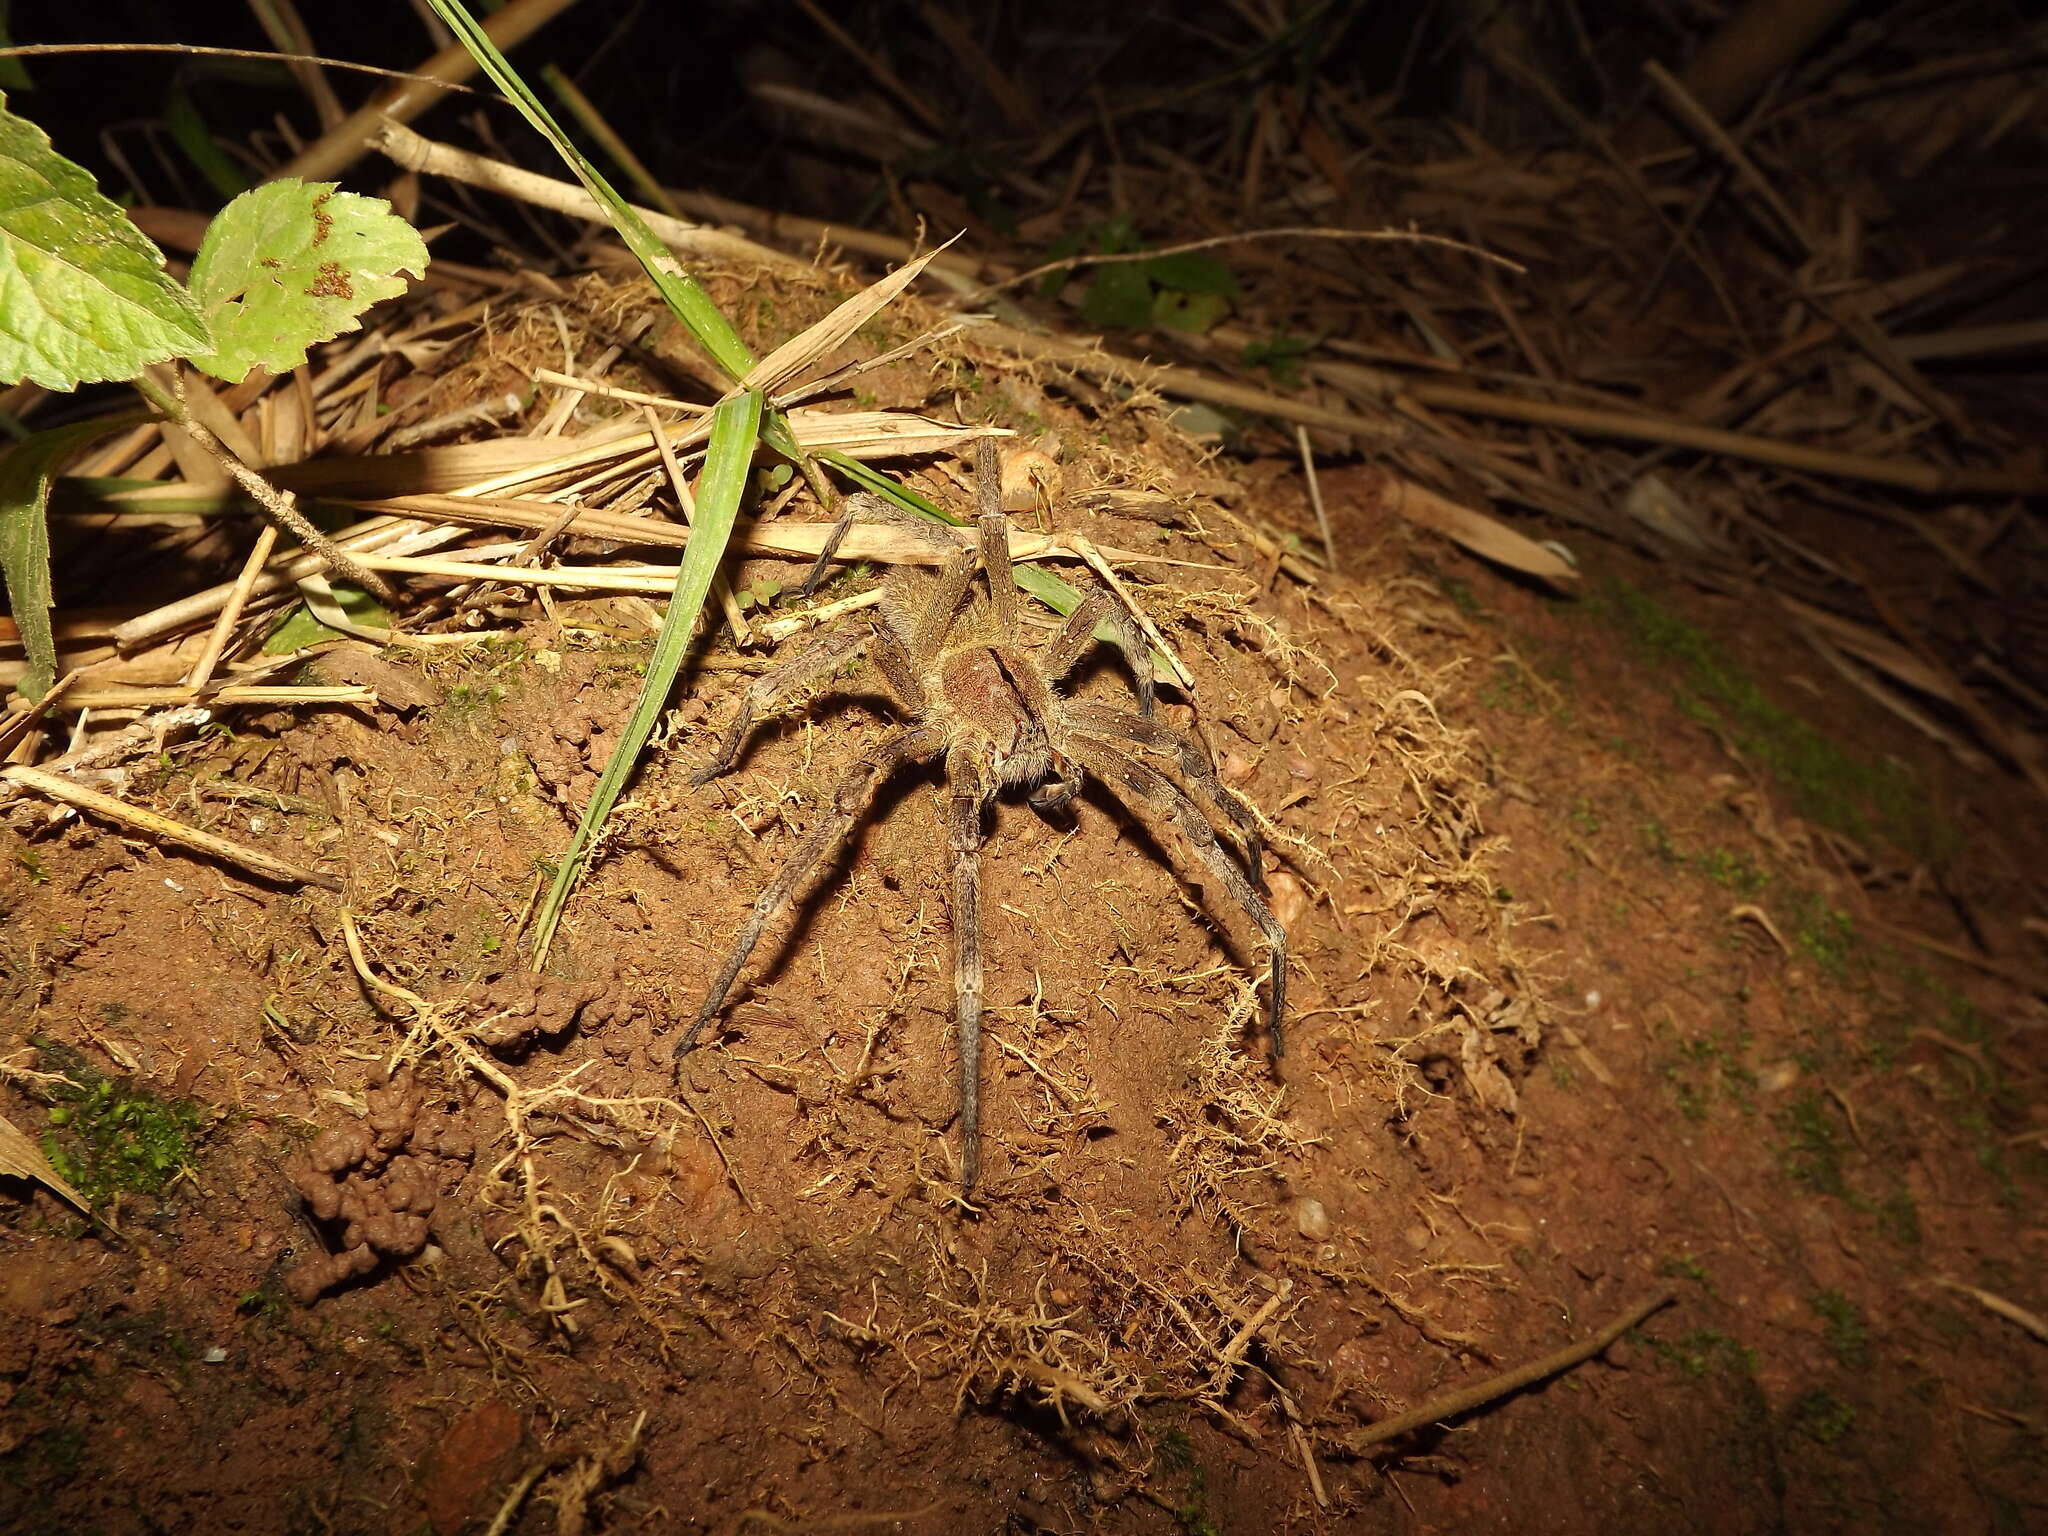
[1,276,2043,1536]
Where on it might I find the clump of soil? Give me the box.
[286,1068,474,1303]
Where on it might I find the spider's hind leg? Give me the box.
[1063,700,1266,874]
[677,724,944,1058]
[945,745,995,1189]
[1067,736,1288,1056]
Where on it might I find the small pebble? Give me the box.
[202,1347,228,1364]
[1293,1196,1331,1241]
[1220,751,1255,784]
[1268,871,1309,930]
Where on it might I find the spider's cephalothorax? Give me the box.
[677,440,1287,1188]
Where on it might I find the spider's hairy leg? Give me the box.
[799,490,967,598]
[675,724,946,1060]
[1067,736,1289,1056]
[974,437,1022,640]
[899,542,980,660]
[691,624,872,786]
[1040,589,1156,719]
[946,745,993,1190]
[1061,700,1263,870]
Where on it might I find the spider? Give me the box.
[674,440,1287,1188]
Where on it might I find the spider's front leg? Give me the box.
[690,624,871,786]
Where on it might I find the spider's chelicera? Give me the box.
[676,441,1287,1188]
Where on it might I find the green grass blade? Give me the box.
[422,0,754,382]
[529,390,763,964]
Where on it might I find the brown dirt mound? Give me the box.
[1,262,2040,1535]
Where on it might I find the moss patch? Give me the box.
[39,1060,207,1205]
[1592,579,1943,855]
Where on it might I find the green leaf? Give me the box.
[1151,287,1230,335]
[424,0,755,383]
[1242,330,1318,384]
[1036,231,1083,297]
[185,180,426,382]
[262,586,390,653]
[0,421,128,699]
[530,390,764,962]
[0,3,32,93]
[1080,263,1157,330]
[164,82,251,202]
[0,92,209,389]
[1140,250,1237,296]
[1091,215,1142,255]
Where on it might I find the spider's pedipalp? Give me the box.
[1065,735,1289,1055]
[895,543,980,661]
[691,624,872,785]
[1060,700,1263,869]
[677,723,946,1060]
[945,743,994,1188]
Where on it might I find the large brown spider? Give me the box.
[675,440,1286,1187]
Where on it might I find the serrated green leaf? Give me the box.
[185,180,426,382]
[1080,263,1157,330]
[0,93,209,389]
[1140,250,1237,296]
[1152,286,1230,335]
[1,420,129,699]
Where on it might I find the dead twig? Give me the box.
[1348,1290,1675,1450]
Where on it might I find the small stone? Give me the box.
[1268,871,1309,931]
[1403,1224,1431,1251]
[1293,1197,1331,1241]
[1758,1059,1801,1094]
[1221,751,1255,784]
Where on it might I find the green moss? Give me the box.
[1155,1426,1222,1536]
[433,681,506,726]
[1777,1091,1847,1198]
[1662,1028,1759,1122]
[1659,1252,1714,1291]
[1592,579,1944,854]
[1648,1328,1757,1379]
[1810,1291,1871,1368]
[1788,1389,1857,1445]
[40,1070,206,1204]
[1872,1187,1922,1246]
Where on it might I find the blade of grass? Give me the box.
[529,390,762,965]
[423,0,754,381]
